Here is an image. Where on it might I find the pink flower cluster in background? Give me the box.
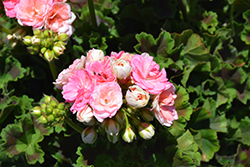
[54,49,178,127]
[3,0,76,36]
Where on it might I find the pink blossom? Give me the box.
[152,84,178,127]
[54,56,86,89]
[45,2,76,36]
[62,69,94,113]
[90,82,123,122]
[110,51,134,63]
[111,59,132,79]
[126,85,150,108]
[86,57,116,84]
[15,0,53,29]
[3,0,20,18]
[130,53,169,94]
[76,105,95,125]
[86,48,105,62]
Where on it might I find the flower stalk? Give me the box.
[49,60,58,80]
[64,116,84,133]
[87,0,98,28]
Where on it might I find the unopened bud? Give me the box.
[46,105,53,114]
[104,119,120,136]
[50,98,58,107]
[81,126,97,144]
[43,29,50,38]
[33,29,41,36]
[44,95,52,104]
[57,103,65,110]
[41,47,47,54]
[122,126,136,143]
[107,134,118,144]
[44,49,54,62]
[141,108,154,122]
[53,44,64,57]
[138,122,155,140]
[115,110,125,125]
[23,36,32,45]
[57,32,68,42]
[31,36,41,45]
[38,115,48,124]
[31,106,41,117]
[47,115,55,122]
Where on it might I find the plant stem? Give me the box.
[177,0,188,23]
[0,25,13,34]
[49,60,57,80]
[64,116,83,133]
[230,3,234,35]
[87,0,98,28]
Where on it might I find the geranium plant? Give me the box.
[1,0,250,166]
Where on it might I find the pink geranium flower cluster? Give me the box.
[3,0,76,36]
[54,49,178,143]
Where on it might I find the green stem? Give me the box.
[64,116,83,133]
[0,25,13,34]
[122,108,130,128]
[177,0,188,23]
[230,3,234,35]
[87,0,98,28]
[49,60,57,80]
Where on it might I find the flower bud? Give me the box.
[33,29,41,36]
[126,85,150,108]
[47,114,55,122]
[23,36,32,45]
[57,32,68,42]
[103,119,120,136]
[76,106,95,125]
[46,105,53,114]
[57,103,65,110]
[86,48,104,62]
[107,134,119,144]
[37,115,48,124]
[115,110,125,125]
[45,38,54,47]
[31,106,41,117]
[41,47,47,54]
[50,97,59,107]
[138,122,155,140]
[44,95,52,104]
[122,126,136,143]
[141,108,154,122]
[31,36,41,45]
[44,49,55,62]
[43,29,50,38]
[81,126,97,144]
[112,59,132,79]
[53,43,65,57]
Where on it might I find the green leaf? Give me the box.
[0,115,53,164]
[134,31,174,56]
[189,107,212,126]
[194,129,220,162]
[201,11,218,34]
[180,34,211,66]
[175,85,193,121]
[0,56,26,90]
[175,130,201,166]
[241,10,250,45]
[76,147,89,167]
[210,114,228,133]
[168,117,187,138]
[239,117,250,146]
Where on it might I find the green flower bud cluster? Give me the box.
[31,95,66,126]
[23,29,68,62]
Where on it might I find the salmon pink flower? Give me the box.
[130,53,169,94]
[3,0,20,18]
[86,57,116,84]
[45,2,76,36]
[54,56,86,89]
[90,82,123,122]
[15,0,53,29]
[62,69,94,113]
[152,84,178,127]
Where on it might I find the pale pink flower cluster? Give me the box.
[3,0,76,36]
[54,49,178,128]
